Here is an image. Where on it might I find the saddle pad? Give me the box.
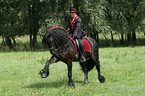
[83,39,91,53]
[69,36,91,53]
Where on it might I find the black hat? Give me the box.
[69,8,77,13]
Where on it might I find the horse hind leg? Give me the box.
[80,57,95,85]
[81,55,105,84]
[95,60,105,83]
[90,54,105,83]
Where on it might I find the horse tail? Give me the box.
[86,57,95,72]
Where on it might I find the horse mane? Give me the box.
[48,27,70,50]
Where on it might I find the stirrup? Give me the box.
[80,56,86,62]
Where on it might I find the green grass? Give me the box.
[0,46,145,96]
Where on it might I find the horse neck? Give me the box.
[52,37,73,53]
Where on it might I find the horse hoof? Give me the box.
[69,83,75,88]
[99,75,105,83]
[41,74,47,78]
[40,72,48,78]
[82,81,88,86]
[82,83,86,86]
[69,85,75,88]
[39,70,49,78]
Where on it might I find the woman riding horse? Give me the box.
[39,27,105,88]
[67,8,86,62]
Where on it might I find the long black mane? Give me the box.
[47,27,71,50]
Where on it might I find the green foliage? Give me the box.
[39,0,71,34]
[105,0,145,34]
[0,47,145,95]
[0,0,26,37]
[0,0,145,48]
[85,0,110,34]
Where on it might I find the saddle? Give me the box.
[69,36,91,53]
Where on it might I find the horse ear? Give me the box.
[45,32,52,38]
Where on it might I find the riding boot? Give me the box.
[80,46,86,62]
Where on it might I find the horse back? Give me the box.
[84,37,99,57]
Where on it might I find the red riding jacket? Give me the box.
[67,16,86,39]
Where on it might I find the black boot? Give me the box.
[80,47,86,62]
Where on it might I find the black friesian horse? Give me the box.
[39,27,105,87]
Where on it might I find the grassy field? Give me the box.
[0,46,145,96]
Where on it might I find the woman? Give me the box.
[67,8,86,62]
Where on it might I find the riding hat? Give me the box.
[69,8,77,13]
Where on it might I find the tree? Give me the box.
[28,0,71,49]
[0,0,26,48]
[83,0,110,45]
[105,0,145,45]
[27,0,48,49]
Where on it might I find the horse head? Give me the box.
[40,33,55,54]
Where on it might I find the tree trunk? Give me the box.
[12,37,16,46]
[132,32,136,43]
[6,37,12,48]
[102,32,108,45]
[30,28,33,49]
[110,30,114,46]
[32,27,37,48]
[96,30,99,45]
[29,3,37,49]
[120,33,124,45]
[1,36,5,46]
[30,28,37,49]
[127,33,133,45]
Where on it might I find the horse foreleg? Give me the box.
[39,55,58,78]
[67,62,75,88]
